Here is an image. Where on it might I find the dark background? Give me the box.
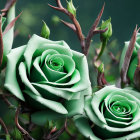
[0,0,140,52]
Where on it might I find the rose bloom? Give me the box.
[74,86,140,140]
[4,34,91,124]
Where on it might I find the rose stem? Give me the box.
[97,70,108,88]
[46,119,68,140]
[0,118,9,135]
[48,0,107,56]
[15,106,35,140]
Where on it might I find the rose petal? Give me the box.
[74,115,100,140]
[2,3,16,67]
[85,96,104,127]
[24,90,68,115]
[30,56,48,82]
[18,62,41,96]
[39,69,80,87]
[24,34,73,74]
[4,45,26,101]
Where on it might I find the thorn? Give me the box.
[3,12,22,36]
[60,19,76,32]
[91,3,105,31]
[48,4,62,11]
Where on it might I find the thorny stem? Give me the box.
[46,119,68,140]
[0,118,9,135]
[15,106,35,140]
[85,3,106,56]
[3,12,22,36]
[97,72,108,88]
[48,0,106,56]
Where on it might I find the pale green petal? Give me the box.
[64,95,84,117]
[39,69,80,87]
[40,49,59,65]
[74,115,100,140]
[24,90,68,115]
[32,82,91,101]
[4,45,26,101]
[84,96,104,127]
[105,120,140,132]
[18,62,41,96]
[91,86,115,124]
[71,85,92,100]
[32,83,73,100]
[30,56,48,82]
[42,54,68,82]
[70,50,91,94]
[2,3,16,67]
[74,115,140,140]
[24,34,72,73]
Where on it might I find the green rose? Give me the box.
[120,33,140,83]
[4,34,91,124]
[74,86,140,140]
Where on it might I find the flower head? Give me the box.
[74,86,140,140]
[4,34,91,124]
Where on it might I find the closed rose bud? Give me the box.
[100,18,112,41]
[41,20,50,39]
[67,0,76,17]
[97,18,112,60]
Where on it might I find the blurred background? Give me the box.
[0,0,140,139]
[0,0,139,51]
[0,0,138,85]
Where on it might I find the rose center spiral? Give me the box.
[112,105,127,113]
[47,56,64,72]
